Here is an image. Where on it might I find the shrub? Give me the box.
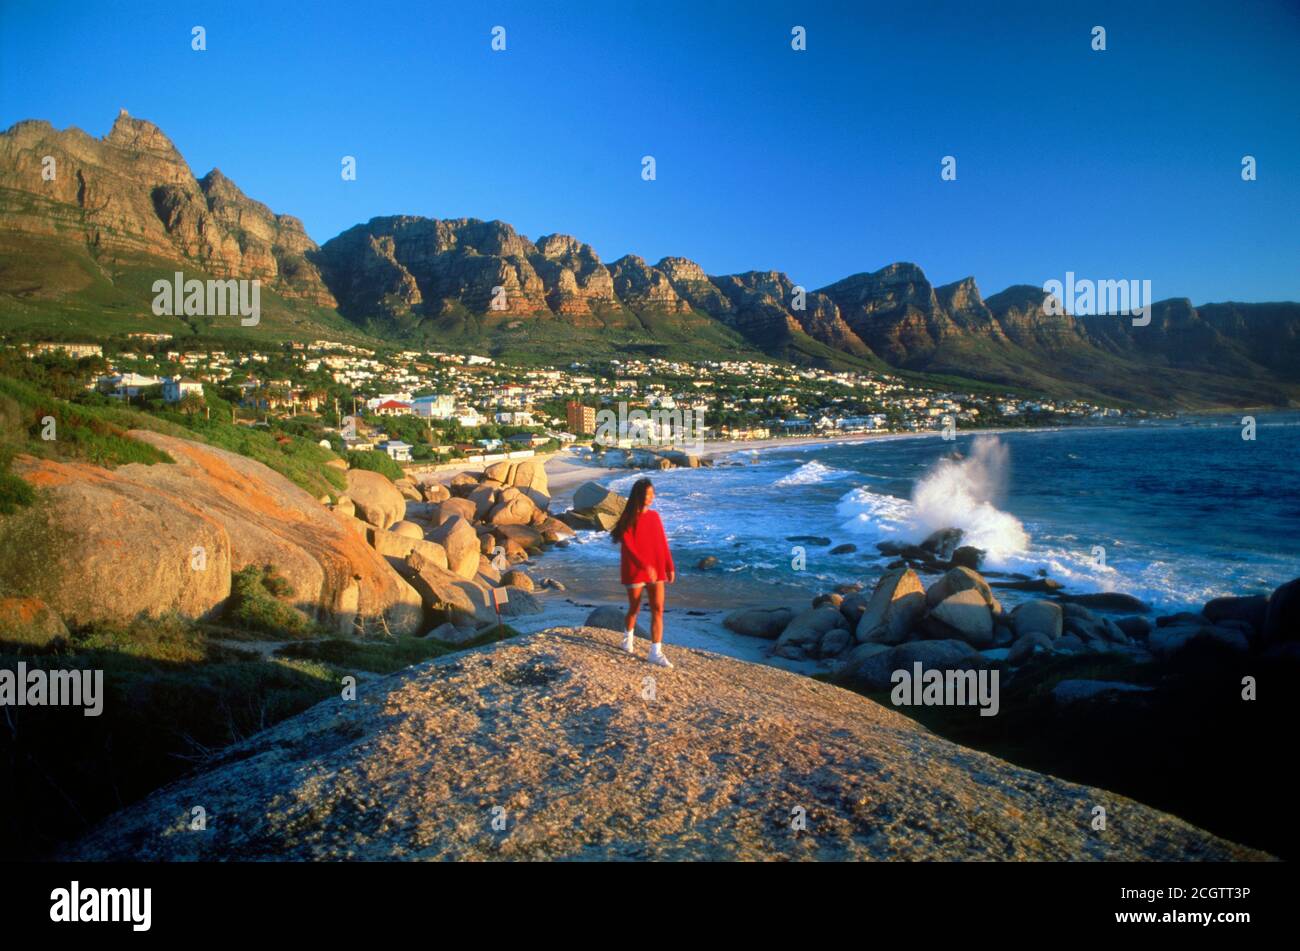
[346,449,404,482]
[227,565,309,637]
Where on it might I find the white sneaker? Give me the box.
[647,645,673,669]
[621,630,636,653]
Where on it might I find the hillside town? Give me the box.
[11,337,1143,465]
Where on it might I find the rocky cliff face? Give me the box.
[0,111,334,304]
[3,111,1297,407]
[63,624,1269,860]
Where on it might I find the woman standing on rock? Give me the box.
[611,477,675,668]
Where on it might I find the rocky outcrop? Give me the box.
[316,216,551,326]
[62,626,1267,861]
[10,432,422,634]
[0,111,334,304]
[607,255,692,313]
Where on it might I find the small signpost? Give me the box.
[491,586,509,624]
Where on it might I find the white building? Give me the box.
[100,372,162,399]
[162,377,204,403]
[411,394,456,419]
[378,440,413,462]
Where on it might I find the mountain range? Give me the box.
[2,111,1298,409]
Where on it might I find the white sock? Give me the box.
[622,628,636,651]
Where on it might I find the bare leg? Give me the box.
[647,581,665,644]
[624,584,643,633]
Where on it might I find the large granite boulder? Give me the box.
[430,497,477,527]
[775,606,847,658]
[925,567,1001,614]
[509,458,550,510]
[837,638,983,692]
[1149,623,1250,660]
[10,432,424,634]
[1263,578,1300,645]
[428,515,481,580]
[855,568,925,645]
[467,484,499,521]
[724,605,796,639]
[585,604,647,638]
[1011,601,1064,640]
[488,492,538,527]
[572,481,627,518]
[922,588,994,647]
[345,469,405,530]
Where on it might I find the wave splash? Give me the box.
[911,436,1028,560]
[838,436,1029,563]
[774,460,850,487]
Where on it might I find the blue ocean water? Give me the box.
[545,413,1300,615]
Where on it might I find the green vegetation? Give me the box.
[346,448,405,481]
[0,355,346,499]
[275,624,519,674]
[227,565,311,637]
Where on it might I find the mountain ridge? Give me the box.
[2,112,1298,408]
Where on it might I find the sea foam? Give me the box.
[838,436,1029,562]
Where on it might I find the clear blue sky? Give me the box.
[2,0,1297,303]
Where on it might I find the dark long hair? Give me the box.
[610,478,653,544]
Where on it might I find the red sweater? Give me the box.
[618,508,674,585]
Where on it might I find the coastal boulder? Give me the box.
[920,528,963,561]
[9,433,425,635]
[483,461,513,483]
[1011,601,1063,641]
[838,638,983,692]
[573,482,627,519]
[556,510,603,532]
[429,515,481,580]
[1263,578,1300,645]
[1149,624,1250,660]
[402,550,479,627]
[509,458,550,510]
[922,588,995,647]
[502,570,534,591]
[925,567,1001,614]
[775,606,846,658]
[1202,595,1268,636]
[62,625,1269,862]
[468,484,499,520]
[390,520,424,540]
[488,493,538,527]
[430,497,477,527]
[366,526,449,572]
[448,472,480,497]
[424,621,480,646]
[345,469,406,530]
[419,482,451,503]
[1059,592,1152,614]
[723,605,795,639]
[1007,631,1055,665]
[855,568,925,645]
[585,605,647,638]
